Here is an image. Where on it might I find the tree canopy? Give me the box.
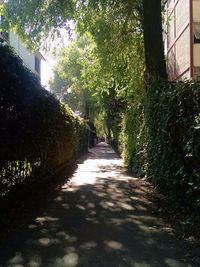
[1,0,166,79]
[49,34,98,117]
[1,0,75,49]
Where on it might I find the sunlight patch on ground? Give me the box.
[104,240,124,250]
[76,204,86,210]
[35,216,59,223]
[38,237,60,247]
[71,173,97,185]
[100,200,115,209]
[38,238,51,247]
[117,201,134,210]
[63,252,79,267]
[54,253,79,267]
[135,204,147,211]
[63,158,125,186]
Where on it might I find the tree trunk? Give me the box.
[142,0,167,80]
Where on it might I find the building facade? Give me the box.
[164,0,200,80]
[8,32,43,78]
[0,16,43,79]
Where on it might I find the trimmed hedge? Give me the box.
[0,42,87,197]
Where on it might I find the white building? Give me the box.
[8,32,44,78]
[0,16,44,79]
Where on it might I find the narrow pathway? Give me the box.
[0,143,199,267]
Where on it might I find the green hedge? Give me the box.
[120,101,147,177]
[0,42,87,197]
[146,80,200,211]
[121,79,200,212]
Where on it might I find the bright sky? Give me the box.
[41,58,55,90]
[41,25,75,89]
[40,28,74,90]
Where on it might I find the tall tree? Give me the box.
[50,35,97,117]
[142,0,167,80]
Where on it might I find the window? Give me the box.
[194,22,200,44]
[35,56,41,75]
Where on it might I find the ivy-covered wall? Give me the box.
[146,80,200,210]
[0,42,87,197]
[121,80,200,213]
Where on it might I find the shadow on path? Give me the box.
[0,143,199,267]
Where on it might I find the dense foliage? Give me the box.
[0,0,75,50]
[146,81,200,212]
[121,80,200,213]
[49,35,98,117]
[0,42,87,197]
[120,98,147,177]
[1,1,142,48]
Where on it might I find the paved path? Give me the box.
[0,143,199,267]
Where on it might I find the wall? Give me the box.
[9,32,41,77]
[165,0,191,80]
[193,0,200,77]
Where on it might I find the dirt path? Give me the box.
[0,143,199,267]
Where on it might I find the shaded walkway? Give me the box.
[0,143,199,267]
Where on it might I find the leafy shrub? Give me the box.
[146,80,200,211]
[74,116,88,156]
[0,42,87,197]
[120,102,147,177]
[120,79,200,213]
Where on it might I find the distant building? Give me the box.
[0,16,44,79]
[164,0,200,81]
